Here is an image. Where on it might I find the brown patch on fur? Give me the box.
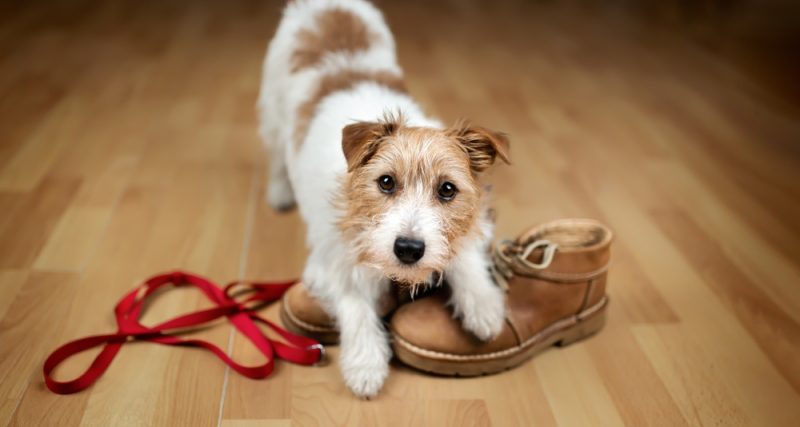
[291,8,374,73]
[447,121,511,173]
[294,70,407,150]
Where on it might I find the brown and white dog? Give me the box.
[258,0,510,397]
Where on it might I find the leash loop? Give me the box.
[43,271,323,394]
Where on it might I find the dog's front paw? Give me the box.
[339,339,390,398]
[460,291,506,341]
[342,361,388,399]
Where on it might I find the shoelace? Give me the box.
[43,271,324,395]
[492,239,558,289]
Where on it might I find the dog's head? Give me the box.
[337,114,510,284]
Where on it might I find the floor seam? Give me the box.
[216,167,260,427]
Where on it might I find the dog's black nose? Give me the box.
[394,237,425,264]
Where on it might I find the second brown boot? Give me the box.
[280,281,403,345]
[390,218,612,376]
[280,283,339,344]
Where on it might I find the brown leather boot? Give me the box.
[390,218,612,376]
[280,282,404,345]
[280,283,339,344]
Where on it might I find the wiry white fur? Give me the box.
[258,0,505,398]
[445,234,506,341]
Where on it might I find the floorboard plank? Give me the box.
[1,0,799,425]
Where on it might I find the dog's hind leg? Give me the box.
[258,77,296,211]
[257,28,297,212]
[265,143,295,211]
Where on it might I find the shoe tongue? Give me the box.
[515,219,610,249]
[512,219,613,277]
[514,228,540,246]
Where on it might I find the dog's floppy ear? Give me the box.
[448,121,511,173]
[341,118,400,172]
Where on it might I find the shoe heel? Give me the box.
[556,306,607,347]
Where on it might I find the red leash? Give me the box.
[43,271,324,394]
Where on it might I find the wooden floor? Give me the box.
[2,0,800,425]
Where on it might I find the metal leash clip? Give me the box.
[307,343,328,366]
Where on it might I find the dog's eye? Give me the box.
[377,175,396,193]
[437,181,457,201]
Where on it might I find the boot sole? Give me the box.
[392,296,608,376]
[279,291,340,345]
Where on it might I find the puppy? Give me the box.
[258,0,510,397]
